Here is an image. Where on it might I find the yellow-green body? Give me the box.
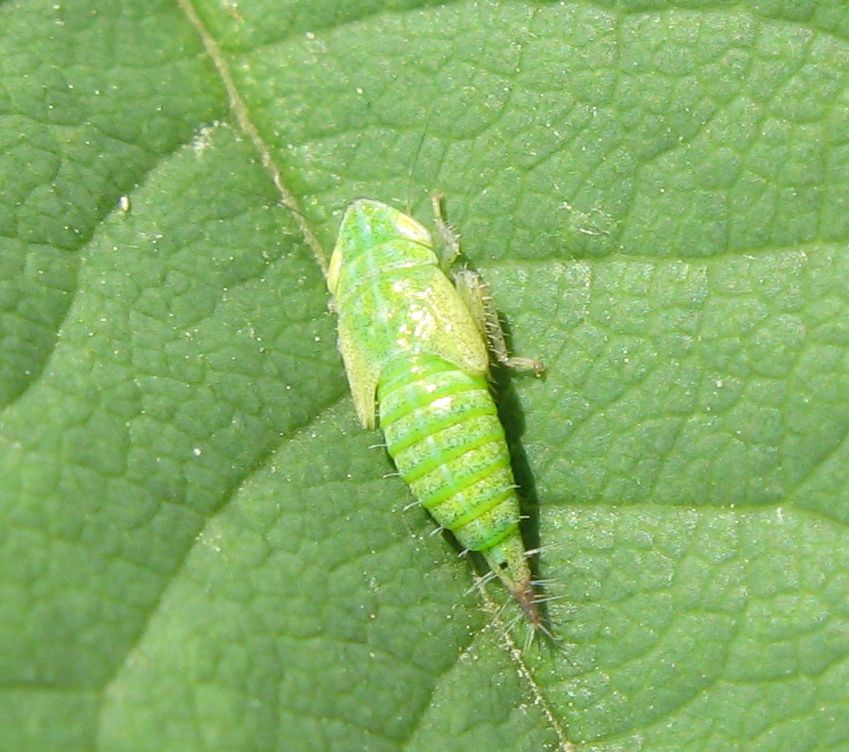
[327,199,538,624]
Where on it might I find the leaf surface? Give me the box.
[2,1,849,750]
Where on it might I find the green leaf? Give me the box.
[2,1,849,750]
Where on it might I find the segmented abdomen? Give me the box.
[378,353,520,553]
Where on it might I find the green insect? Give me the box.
[327,196,544,629]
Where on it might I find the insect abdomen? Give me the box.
[377,353,521,554]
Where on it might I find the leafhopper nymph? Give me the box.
[327,197,545,630]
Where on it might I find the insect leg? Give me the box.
[430,193,461,271]
[452,269,545,375]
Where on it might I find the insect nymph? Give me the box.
[327,197,544,629]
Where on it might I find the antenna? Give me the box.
[404,99,440,215]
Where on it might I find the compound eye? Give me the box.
[393,213,431,245]
[327,246,343,294]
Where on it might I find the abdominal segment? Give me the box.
[377,354,521,554]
